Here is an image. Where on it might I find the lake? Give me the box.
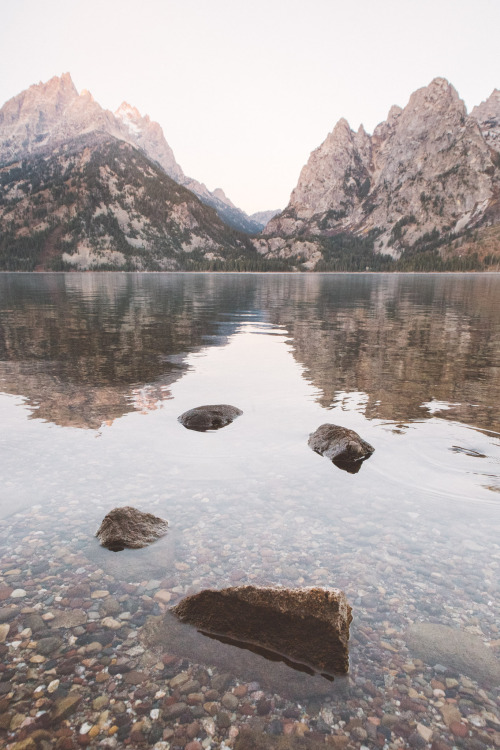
[0,272,499,749]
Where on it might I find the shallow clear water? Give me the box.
[0,272,499,748]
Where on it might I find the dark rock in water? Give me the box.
[37,636,63,655]
[141,610,349,700]
[405,623,500,686]
[235,728,327,749]
[178,404,243,432]
[172,585,352,676]
[308,424,374,473]
[95,506,168,551]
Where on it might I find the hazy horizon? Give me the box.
[1,0,500,214]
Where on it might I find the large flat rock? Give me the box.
[172,585,352,676]
[405,623,500,686]
[141,610,349,700]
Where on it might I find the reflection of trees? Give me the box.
[1,273,499,433]
[259,274,500,433]
[0,273,256,428]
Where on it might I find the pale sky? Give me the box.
[1,0,499,214]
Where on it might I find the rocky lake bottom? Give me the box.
[0,273,499,750]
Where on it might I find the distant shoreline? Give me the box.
[0,270,499,276]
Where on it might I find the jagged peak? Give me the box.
[37,72,77,95]
[471,89,500,121]
[324,117,353,145]
[115,101,153,128]
[79,89,94,102]
[212,188,236,209]
[428,76,452,88]
[0,73,79,114]
[411,77,461,106]
[116,101,141,118]
[334,117,351,132]
[387,105,402,120]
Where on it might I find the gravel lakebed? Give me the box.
[0,493,499,750]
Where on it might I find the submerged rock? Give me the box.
[405,623,500,686]
[178,404,243,432]
[95,506,168,551]
[234,728,328,750]
[141,609,348,699]
[308,424,374,473]
[171,585,352,675]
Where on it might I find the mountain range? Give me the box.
[0,74,499,271]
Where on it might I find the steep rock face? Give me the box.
[0,133,255,271]
[115,101,185,183]
[471,89,500,154]
[114,104,263,234]
[263,78,500,259]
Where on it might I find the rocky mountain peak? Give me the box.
[263,76,499,262]
[0,73,78,128]
[472,89,500,119]
[115,101,148,127]
[114,102,185,183]
[0,73,125,164]
[471,89,500,155]
[403,77,465,120]
[212,188,236,208]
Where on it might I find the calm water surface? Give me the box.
[0,273,499,748]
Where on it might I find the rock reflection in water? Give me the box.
[0,273,254,428]
[142,611,349,700]
[84,530,176,581]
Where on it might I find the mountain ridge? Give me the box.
[257,77,500,270]
[1,74,500,271]
[0,73,272,234]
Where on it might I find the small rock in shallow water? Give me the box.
[50,693,82,721]
[10,589,27,598]
[0,624,9,642]
[308,424,374,473]
[95,506,168,551]
[178,404,243,432]
[37,636,62,654]
[0,607,17,623]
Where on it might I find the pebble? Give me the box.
[10,589,27,598]
[222,692,239,710]
[154,590,172,604]
[101,617,122,630]
[0,623,10,642]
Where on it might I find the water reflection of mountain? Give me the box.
[1,273,499,433]
[0,273,254,428]
[261,274,500,434]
